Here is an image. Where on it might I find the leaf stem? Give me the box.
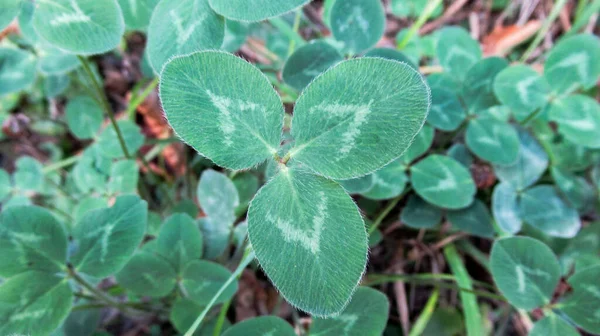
[520,0,569,62]
[397,0,443,49]
[408,288,439,336]
[287,10,303,57]
[42,155,80,174]
[127,77,159,120]
[185,247,255,336]
[212,298,232,336]
[269,17,306,49]
[77,55,131,159]
[368,188,411,235]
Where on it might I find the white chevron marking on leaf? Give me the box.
[49,0,91,26]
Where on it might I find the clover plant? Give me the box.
[1,0,600,335]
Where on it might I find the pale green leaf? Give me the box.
[400,195,442,229]
[43,74,71,98]
[0,206,67,277]
[71,195,148,277]
[38,49,80,75]
[97,120,144,158]
[490,237,560,310]
[73,196,107,222]
[544,34,600,94]
[390,0,443,19]
[117,0,159,30]
[209,0,310,22]
[18,0,39,43]
[330,0,385,54]
[222,316,295,336]
[491,182,522,234]
[529,315,579,336]
[169,298,232,335]
[364,47,418,70]
[549,95,600,148]
[115,251,177,297]
[13,156,44,193]
[197,169,239,223]
[222,20,250,52]
[519,185,581,238]
[361,160,408,200]
[169,199,198,218]
[65,95,103,140]
[427,72,460,94]
[182,260,238,306]
[282,40,343,91]
[465,117,519,165]
[248,167,367,316]
[551,167,596,211]
[0,0,20,31]
[160,51,284,170]
[338,174,375,194]
[310,287,389,336]
[461,57,508,112]
[147,0,224,72]
[447,143,473,168]
[289,57,430,179]
[198,217,230,260]
[447,199,495,238]
[400,124,434,164]
[0,168,11,201]
[494,128,548,191]
[33,0,125,55]
[428,86,466,131]
[155,213,203,273]
[0,272,73,336]
[108,159,139,195]
[72,156,107,194]
[232,172,259,213]
[62,308,102,336]
[410,155,476,209]
[560,265,600,334]
[0,48,37,96]
[436,27,482,82]
[493,65,550,116]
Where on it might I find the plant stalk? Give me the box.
[397,0,443,49]
[520,0,569,62]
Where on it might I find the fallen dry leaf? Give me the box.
[483,21,541,56]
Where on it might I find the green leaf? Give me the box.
[447,143,473,168]
[461,57,508,112]
[115,251,177,297]
[0,206,67,277]
[117,0,159,30]
[97,120,144,158]
[544,34,600,94]
[310,287,389,336]
[491,182,522,234]
[390,0,443,19]
[0,271,73,336]
[330,0,385,54]
[65,95,103,140]
[494,128,548,191]
[72,156,107,194]
[13,156,44,193]
[428,86,466,131]
[551,167,596,211]
[32,0,125,55]
[400,124,434,164]
[160,51,284,170]
[493,65,550,117]
[410,155,476,209]
[155,213,203,273]
[73,196,107,222]
[18,0,39,43]
[361,160,408,200]
[447,199,494,238]
[519,185,581,238]
[248,167,367,316]
[0,168,11,201]
[38,49,80,75]
[222,316,295,336]
[198,217,230,260]
[364,47,418,70]
[427,72,461,94]
[338,174,375,194]
[222,20,250,52]
[209,0,310,22]
[549,95,600,148]
[289,57,430,180]
[232,172,259,213]
[465,117,519,165]
[490,237,560,310]
[147,0,224,72]
[170,298,232,335]
[282,40,343,91]
[108,159,139,195]
[529,315,579,336]
[169,199,199,218]
[43,74,71,98]
[0,0,20,31]
[182,260,238,306]
[0,48,37,96]
[436,27,482,82]
[197,169,239,223]
[62,308,102,336]
[400,194,442,229]
[71,195,148,277]
[560,265,600,334]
